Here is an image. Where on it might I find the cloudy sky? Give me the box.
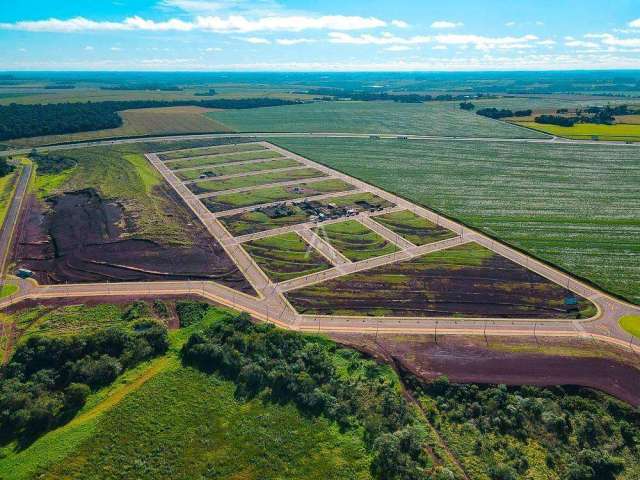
[2,0,640,71]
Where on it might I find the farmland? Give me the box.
[286,242,596,318]
[208,100,549,138]
[514,121,640,142]
[166,149,282,170]
[372,210,457,246]
[175,157,300,181]
[242,232,332,282]
[314,220,398,261]
[8,106,231,147]
[188,166,326,195]
[158,142,264,160]
[220,192,393,236]
[202,178,355,212]
[272,136,640,305]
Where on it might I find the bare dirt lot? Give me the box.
[13,190,253,293]
[332,333,640,407]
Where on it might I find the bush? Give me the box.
[176,301,210,327]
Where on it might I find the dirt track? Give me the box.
[332,333,640,407]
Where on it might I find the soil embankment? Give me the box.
[332,333,640,407]
[13,189,253,293]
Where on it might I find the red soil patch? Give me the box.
[13,190,253,294]
[332,333,640,407]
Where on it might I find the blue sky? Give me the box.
[2,0,640,71]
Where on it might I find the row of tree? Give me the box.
[306,88,491,104]
[0,320,168,444]
[476,107,532,119]
[0,97,300,140]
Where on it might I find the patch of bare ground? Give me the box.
[330,332,640,407]
[12,190,254,294]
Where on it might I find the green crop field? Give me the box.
[159,142,265,160]
[514,121,640,142]
[286,242,596,319]
[372,210,457,246]
[203,179,354,212]
[242,232,332,282]
[176,157,301,180]
[9,106,231,147]
[619,315,640,339]
[167,149,282,170]
[314,220,398,261]
[189,167,326,194]
[208,100,549,138]
[220,192,392,236]
[272,137,640,305]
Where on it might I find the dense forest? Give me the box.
[181,306,640,480]
[0,98,300,140]
[0,307,168,445]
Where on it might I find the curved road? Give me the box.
[0,137,639,357]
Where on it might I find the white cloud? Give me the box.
[241,36,270,44]
[629,18,640,28]
[84,45,94,51]
[565,40,599,48]
[18,48,27,52]
[432,45,447,50]
[391,20,409,28]
[431,20,463,29]
[505,21,516,27]
[328,32,431,45]
[110,46,122,51]
[434,34,538,51]
[0,14,387,34]
[160,0,229,14]
[384,45,411,51]
[535,21,544,26]
[537,40,556,46]
[205,46,223,51]
[595,33,640,48]
[276,38,314,45]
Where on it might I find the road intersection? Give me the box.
[1,138,639,357]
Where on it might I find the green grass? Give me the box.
[0,283,18,298]
[515,121,640,142]
[34,363,371,480]
[220,192,393,236]
[35,144,196,246]
[167,149,282,170]
[208,100,548,138]
[189,167,326,194]
[159,142,265,160]
[242,232,332,282]
[619,315,640,339]
[203,178,355,212]
[272,137,640,305]
[175,157,301,180]
[314,220,399,261]
[372,210,457,246]
[286,242,596,319]
[0,167,19,226]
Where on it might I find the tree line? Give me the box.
[0,317,168,445]
[534,104,637,127]
[475,107,532,119]
[305,88,492,104]
[0,98,301,141]
[0,157,13,177]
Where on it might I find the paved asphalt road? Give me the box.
[1,138,639,356]
[0,163,31,276]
